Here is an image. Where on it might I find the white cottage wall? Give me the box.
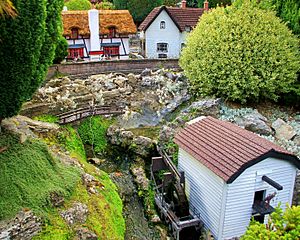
[178,149,226,238]
[144,10,181,58]
[221,157,297,240]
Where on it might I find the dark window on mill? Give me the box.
[160,21,166,29]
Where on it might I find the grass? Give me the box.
[33,125,125,239]
[129,127,161,140]
[0,131,80,220]
[33,115,59,123]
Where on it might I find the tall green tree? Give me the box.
[114,0,162,23]
[0,0,64,121]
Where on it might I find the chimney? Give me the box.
[181,0,187,9]
[204,1,209,11]
[63,6,68,11]
[88,9,100,51]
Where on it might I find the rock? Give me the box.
[235,110,272,136]
[151,215,161,223]
[87,158,102,165]
[131,165,149,190]
[104,80,116,90]
[81,173,104,194]
[131,136,154,157]
[127,73,138,85]
[165,72,176,81]
[159,126,176,144]
[107,126,134,146]
[294,135,300,146]
[141,76,154,87]
[60,202,89,225]
[75,227,98,240]
[102,89,120,99]
[50,192,65,207]
[114,76,127,88]
[140,68,152,77]
[272,118,296,141]
[0,210,42,240]
[183,98,221,118]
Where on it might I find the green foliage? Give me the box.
[53,36,68,64]
[242,205,300,240]
[65,0,91,10]
[0,132,80,220]
[113,0,162,22]
[180,2,300,103]
[78,116,113,155]
[165,140,179,166]
[33,115,59,123]
[162,0,178,6]
[0,0,64,119]
[96,0,116,10]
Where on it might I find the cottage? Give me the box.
[138,0,208,59]
[174,116,300,240]
[62,9,136,60]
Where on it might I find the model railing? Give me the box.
[57,105,124,124]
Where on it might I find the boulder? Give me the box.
[272,118,296,141]
[81,173,104,194]
[114,76,127,88]
[127,73,138,85]
[131,136,154,157]
[60,202,89,225]
[106,126,134,146]
[75,227,98,240]
[0,210,42,240]
[159,126,176,144]
[141,76,154,88]
[131,165,149,190]
[165,72,176,81]
[235,110,272,136]
[50,192,65,207]
[183,98,221,118]
[104,80,117,91]
[140,68,152,77]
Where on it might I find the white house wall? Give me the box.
[145,10,181,58]
[178,149,226,238]
[221,157,297,240]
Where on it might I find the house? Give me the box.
[174,116,300,240]
[62,9,136,61]
[138,0,208,59]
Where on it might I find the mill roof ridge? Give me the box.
[174,116,300,183]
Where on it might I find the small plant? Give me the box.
[33,115,59,123]
[77,116,113,155]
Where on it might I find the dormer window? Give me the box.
[109,27,116,38]
[185,26,191,32]
[71,28,79,39]
[160,21,166,29]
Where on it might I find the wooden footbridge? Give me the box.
[57,105,124,124]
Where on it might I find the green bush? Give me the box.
[95,1,116,10]
[33,115,59,123]
[78,116,113,155]
[65,0,92,10]
[179,1,300,103]
[242,205,300,239]
[53,36,68,64]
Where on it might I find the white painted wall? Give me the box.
[179,148,297,240]
[178,149,226,238]
[88,9,100,51]
[144,10,182,58]
[221,157,297,240]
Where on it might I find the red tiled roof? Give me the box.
[138,6,204,32]
[174,117,299,183]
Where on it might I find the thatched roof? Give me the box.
[62,10,137,36]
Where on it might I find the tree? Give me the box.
[0,0,65,121]
[162,0,178,7]
[114,0,162,23]
[96,0,116,10]
[179,1,300,103]
[0,0,16,17]
[53,36,68,64]
[65,0,91,10]
[242,205,300,240]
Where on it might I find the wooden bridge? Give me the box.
[57,105,125,125]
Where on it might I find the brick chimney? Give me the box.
[181,0,187,9]
[204,1,209,11]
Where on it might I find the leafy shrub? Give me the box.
[180,1,300,103]
[53,36,68,64]
[95,1,116,10]
[65,0,91,10]
[78,116,113,154]
[242,205,300,240]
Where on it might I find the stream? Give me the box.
[87,146,161,240]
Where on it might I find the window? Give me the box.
[158,53,167,58]
[157,43,168,52]
[68,48,84,59]
[71,28,79,39]
[103,46,119,56]
[181,43,186,49]
[160,21,166,29]
[185,26,191,32]
[108,27,117,38]
[252,190,266,223]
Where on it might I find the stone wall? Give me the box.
[47,59,179,79]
